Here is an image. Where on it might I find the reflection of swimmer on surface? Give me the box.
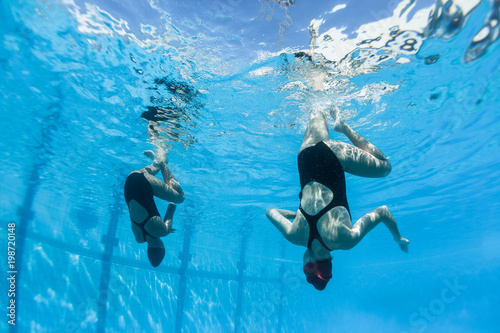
[277,0,295,5]
[266,109,409,290]
[124,148,184,267]
[141,106,183,145]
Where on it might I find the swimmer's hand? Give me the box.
[396,237,410,253]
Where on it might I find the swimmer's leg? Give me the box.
[144,172,184,204]
[333,115,388,161]
[142,204,177,239]
[158,164,184,203]
[139,148,165,176]
[349,206,409,253]
[143,148,185,203]
[298,111,330,154]
[136,162,161,177]
[144,216,170,238]
[328,112,391,178]
[164,203,176,233]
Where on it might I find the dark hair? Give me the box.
[147,247,166,267]
[303,259,332,290]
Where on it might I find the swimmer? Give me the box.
[266,109,409,290]
[124,148,185,267]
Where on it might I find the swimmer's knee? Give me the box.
[377,160,391,177]
[383,161,392,177]
[377,205,390,217]
[378,205,388,212]
[346,228,361,249]
[175,193,185,204]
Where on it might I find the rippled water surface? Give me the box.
[1,0,499,332]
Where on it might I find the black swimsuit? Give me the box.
[298,141,351,251]
[124,172,160,241]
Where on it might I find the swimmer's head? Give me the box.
[147,247,165,267]
[303,259,332,291]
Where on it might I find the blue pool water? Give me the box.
[1,0,499,332]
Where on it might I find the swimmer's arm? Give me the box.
[266,209,300,244]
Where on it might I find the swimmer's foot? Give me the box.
[144,150,155,160]
[330,107,347,133]
[396,237,410,253]
[329,106,340,121]
[154,147,168,166]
